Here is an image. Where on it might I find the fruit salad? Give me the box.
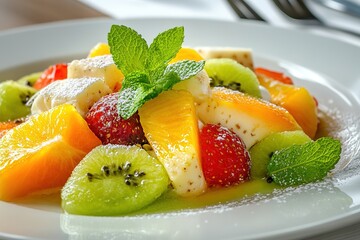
[0,25,342,216]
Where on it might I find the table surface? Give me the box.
[0,0,107,31]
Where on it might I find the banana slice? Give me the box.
[31,77,111,117]
[194,47,254,69]
[172,70,211,103]
[67,55,124,92]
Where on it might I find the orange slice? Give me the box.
[139,90,207,196]
[0,121,19,139]
[258,74,318,139]
[0,104,101,201]
[169,47,204,64]
[88,42,111,58]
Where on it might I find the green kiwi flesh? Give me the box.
[17,72,42,87]
[61,144,170,216]
[249,130,311,179]
[0,80,37,121]
[204,58,261,98]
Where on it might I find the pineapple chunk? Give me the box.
[139,90,207,196]
[68,55,123,92]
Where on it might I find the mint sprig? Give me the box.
[267,137,341,187]
[108,25,205,119]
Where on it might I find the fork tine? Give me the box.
[273,0,318,20]
[227,0,266,21]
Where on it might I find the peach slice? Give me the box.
[258,74,318,139]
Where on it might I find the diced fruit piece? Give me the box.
[139,90,207,196]
[249,130,311,179]
[197,87,301,149]
[0,104,101,201]
[17,72,42,87]
[86,93,147,146]
[255,67,293,85]
[31,77,111,117]
[68,55,124,92]
[172,70,211,102]
[33,63,68,90]
[195,47,254,69]
[204,58,261,98]
[0,80,37,121]
[169,47,204,63]
[88,42,111,58]
[61,144,169,216]
[267,137,341,186]
[258,74,318,139]
[199,124,250,187]
[0,121,20,138]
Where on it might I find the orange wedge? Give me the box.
[88,42,111,58]
[0,104,101,201]
[258,74,318,139]
[169,47,204,64]
[0,121,19,139]
[139,90,207,196]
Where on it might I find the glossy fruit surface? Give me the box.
[0,104,101,201]
[257,74,318,139]
[86,93,147,146]
[139,90,207,196]
[33,63,68,90]
[199,124,250,187]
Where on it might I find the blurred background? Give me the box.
[1,0,359,39]
[0,0,359,239]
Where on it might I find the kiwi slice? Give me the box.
[61,145,169,216]
[249,130,311,179]
[204,58,261,98]
[17,72,42,87]
[0,80,37,121]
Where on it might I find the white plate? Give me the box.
[0,18,360,240]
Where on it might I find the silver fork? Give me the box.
[227,0,266,21]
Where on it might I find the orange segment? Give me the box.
[258,74,318,139]
[88,42,111,58]
[139,90,207,196]
[169,47,204,64]
[0,121,19,138]
[0,104,101,201]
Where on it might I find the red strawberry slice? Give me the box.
[34,63,68,90]
[199,124,250,187]
[85,93,148,146]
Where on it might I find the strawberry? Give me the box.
[199,124,250,187]
[85,93,148,146]
[33,63,68,90]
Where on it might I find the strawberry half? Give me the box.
[85,93,148,146]
[33,63,68,90]
[199,124,250,187]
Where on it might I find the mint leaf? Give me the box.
[118,72,155,119]
[108,24,204,119]
[267,137,341,187]
[147,26,184,71]
[154,71,181,92]
[108,25,148,75]
[165,60,205,81]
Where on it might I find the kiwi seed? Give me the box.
[86,161,146,187]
